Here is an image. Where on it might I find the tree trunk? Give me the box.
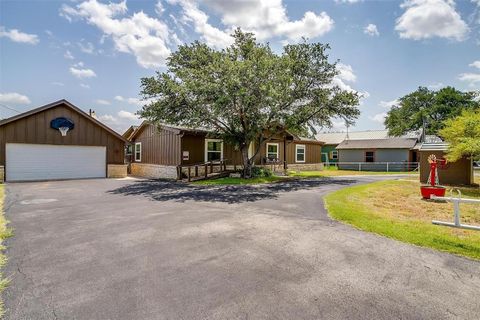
[241,146,252,178]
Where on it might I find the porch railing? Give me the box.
[176,159,228,181]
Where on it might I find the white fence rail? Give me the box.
[323,161,419,172]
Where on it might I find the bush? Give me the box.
[250,167,272,178]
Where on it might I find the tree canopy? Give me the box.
[139,29,360,175]
[439,109,480,162]
[384,86,479,136]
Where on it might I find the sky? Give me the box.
[0,0,479,133]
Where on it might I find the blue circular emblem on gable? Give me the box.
[50,117,75,130]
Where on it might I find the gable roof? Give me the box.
[315,130,390,145]
[122,125,138,140]
[0,99,128,143]
[336,138,418,150]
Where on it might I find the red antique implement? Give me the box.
[420,154,446,199]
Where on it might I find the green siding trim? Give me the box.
[321,144,339,163]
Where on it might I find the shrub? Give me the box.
[250,167,272,178]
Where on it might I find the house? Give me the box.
[419,142,474,185]
[127,121,324,179]
[335,137,419,171]
[315,129,422,171]
[315,130,390,164]
[0,99,128,182]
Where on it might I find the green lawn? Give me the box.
[324,180,480,260]
[0,185,13,317]
[192,175,287,185]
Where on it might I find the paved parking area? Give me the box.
[3,177,480,319]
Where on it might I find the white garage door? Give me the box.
[6,143,106,182]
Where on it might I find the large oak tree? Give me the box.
[139,30,360,177]
[385,86,479,137]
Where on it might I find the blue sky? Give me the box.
[1,0,479,133]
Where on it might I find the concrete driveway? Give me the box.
[3,177,480,319]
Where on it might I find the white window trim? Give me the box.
[331,150,338,160]
[135,142,141,162]
[295,144,306,163]
[266,143,279,159]
[204,139,223,162]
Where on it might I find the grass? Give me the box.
[0,185,13,317]
[289,166,419,178]
[192,175,286,185]
[324,180,480,260]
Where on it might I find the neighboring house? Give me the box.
[316,130,390,163]
[335,138,419,171]
[315,129,423,171]
[419,142,474,185]
[127,121,324,179]
[0,99,128,182]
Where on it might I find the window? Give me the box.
[135,142,141,162]
[295,144,305,163]
[205,139,223,162]
[126,145,133,155]
[365,151,375,163]
[331,150,338,160]
[266,143,279,160]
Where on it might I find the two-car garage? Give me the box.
[6,144,107,182]
[0,100,127,182]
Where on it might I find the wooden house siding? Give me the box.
[0,104,125,166]
[286,142,322,164]
[132,124,181,166]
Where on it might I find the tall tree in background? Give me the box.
[384,87,479,137]
[139,29,360,177]
[439,109,480,162]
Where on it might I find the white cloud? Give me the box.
[469,60,480,69]
[171,0,334,48]
[379,99,399,109]
[458,73,480,86]
[114,95,146,106]
[118,110,139,120]
[369,112,387,123]
[0,26,39,44]
[80,83,91,89]
[98,110,141,132]
[70,66,97,78]
[155,1,165,15]
[332,63,358,93]
[336,63,356,82]
[78,41,95,54]
[364,23,379,36]
[60,0,172,68]
[95,99,110,105]
[0,92,31,105]
[458,60,480,87]
[428,82,444,89]
[64,50,75,59]
[395,0,469,41]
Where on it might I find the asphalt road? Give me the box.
[3,176,480,319]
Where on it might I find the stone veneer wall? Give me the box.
[287,163,324,171]
[107,164,128,178]
[131,163,177,179]
[0,166,4,183]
